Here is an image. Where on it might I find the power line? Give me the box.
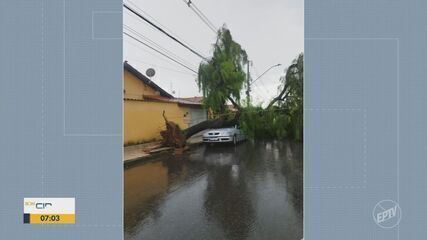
[252,63,282,84]
[125,38,175,66]
[124,3,207,60]
[125,38,194,73]
[190,2,217,30]
[124,24,197,69]
[124,37,197,73]
[125,0,196,50]
[252,65,271,95]
[124,32,198,74]
[182,0,217,34]
[191,8,217,34]
[125,0,205,58]
[126,58,197,77]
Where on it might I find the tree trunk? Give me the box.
[266,63,298,109]
[184,115,239,139]
[160,111,240,149]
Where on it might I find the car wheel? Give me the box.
[233,135,237,145]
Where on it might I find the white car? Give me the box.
[203,126,246,145]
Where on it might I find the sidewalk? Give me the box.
[124,131,207,164]
[124,141,162,163]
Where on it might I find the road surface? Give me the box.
[124,140,303,240]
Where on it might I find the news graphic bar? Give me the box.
[23,198,75,224]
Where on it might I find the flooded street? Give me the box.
[124,140,303,240]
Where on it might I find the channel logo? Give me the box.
[23,198,75,224]
[372,199,401,229]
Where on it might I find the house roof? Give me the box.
[144,95,204,107]
[143,94,175,103]
[124,61,174,99]
[124,61,205,107]
[177,96,204,104]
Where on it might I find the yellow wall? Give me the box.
[124,100,191,144]
[124,70,158,100]
[124,69,194,145]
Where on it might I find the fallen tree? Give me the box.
[159,111,186,148]
[158,27,303,148]
[159,53,303,148]
[160,110,239,149]
[184,113,239,139]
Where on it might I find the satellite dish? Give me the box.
[146,68,156,77]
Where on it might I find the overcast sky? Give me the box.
[124,0,303,105]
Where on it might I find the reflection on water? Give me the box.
[124,140,303,240]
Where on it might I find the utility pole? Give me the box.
[245,62,281,107]
[246,60,251,107]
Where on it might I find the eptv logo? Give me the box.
[372,200,401,228]
[376,206,397,223]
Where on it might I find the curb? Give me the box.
[124,142,204,168]
[123,150,172,168]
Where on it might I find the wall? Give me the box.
[124,100,190,144]
[124,70,157,100]
[123,68,207,144]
